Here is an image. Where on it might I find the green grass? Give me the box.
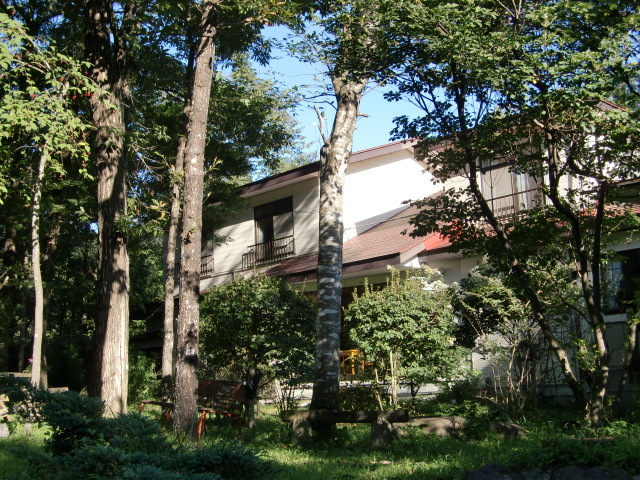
[0,425,51,480]
[194,408,640,480]
[3,407,640,480]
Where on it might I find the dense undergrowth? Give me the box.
[2,376,640,480]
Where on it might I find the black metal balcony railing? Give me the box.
[174,255,215,282]
[200,254,214,278]
[242,235,295,270]
[487,188,543,219]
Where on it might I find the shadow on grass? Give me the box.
[236,414,640,480]
[0,429,50,480]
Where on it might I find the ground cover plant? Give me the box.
[3,378,640,480]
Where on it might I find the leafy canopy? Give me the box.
[344,268,469,390]
[199,274,316,386]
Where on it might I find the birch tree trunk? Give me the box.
[173,0,218,436]
[310,75,367,412]
[30,150,47,388]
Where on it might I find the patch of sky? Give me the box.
[255,24,425,154]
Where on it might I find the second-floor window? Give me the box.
[603,248,640,314]
[254,196,294,245]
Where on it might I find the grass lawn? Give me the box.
[2,405,640,480]
[207,408,640,479]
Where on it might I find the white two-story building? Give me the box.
[192,136,639,403]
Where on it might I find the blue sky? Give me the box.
[259,26,424,154]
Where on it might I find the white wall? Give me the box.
[343,150,441,240]
[204,176,320,289]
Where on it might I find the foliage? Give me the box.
[0,11,98,385]
[7,402,640,480]
[339,383,387,411]
[128,349,161,408]
[344,267,469,405]
[199,275,315,402]
[0,12,94,198]
[451,268,555,419]
[0,375,49,424]
[410,373,509,432]
[386,0,640,424]
[0,375,274,479]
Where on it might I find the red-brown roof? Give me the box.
[266,205,450,281]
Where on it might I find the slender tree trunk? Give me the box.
[85,0,134,415]
[311,75,367,412]
[545,131,610,425]
[40,216,61,389]
[173,0,218,436]
[162,23,197,401]
[389,349,398,407]
[451,84,588,414]
[162,131,185,400]
[30,150,47,388]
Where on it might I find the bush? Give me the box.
[41,390,107,453]
[128,348,161,407]
[339,383,388,411]
[0,375,51,424]
[46,441,274,480]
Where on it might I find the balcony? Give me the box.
[174,254,215,282]
[242,235,295,270]
[200,254,214,278]
[487,188,543,219]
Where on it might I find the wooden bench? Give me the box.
[196,379,246,440]
[281,409,409,448]
[138,379,246,440]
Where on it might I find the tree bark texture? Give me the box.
[174,0,217,436]
[162,8,197,401]
[29,150,47,388]
[162,108,186,400]
[311,75,367,411]
[85,0,133,415]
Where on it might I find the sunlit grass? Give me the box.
[0,424,49,480]
[3,405,640,480]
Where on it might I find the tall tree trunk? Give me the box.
[311,75,367,412]
[30,150,47,388]
[41,215,62,389]
[162,21,197,401]
[85,0,134,415]
[173,0,218,436]
[162,155,182,399]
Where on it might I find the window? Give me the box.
[242,197,295,268]
[603,248,640,314]
[254,197,293,245]
[201,229,214,278]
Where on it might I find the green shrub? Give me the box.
[176,446,275,480]
[339,383,387,410]
[0,375,51,424]
[41,390,106,453]
[129,349,161,407]
[46,441,273,480]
